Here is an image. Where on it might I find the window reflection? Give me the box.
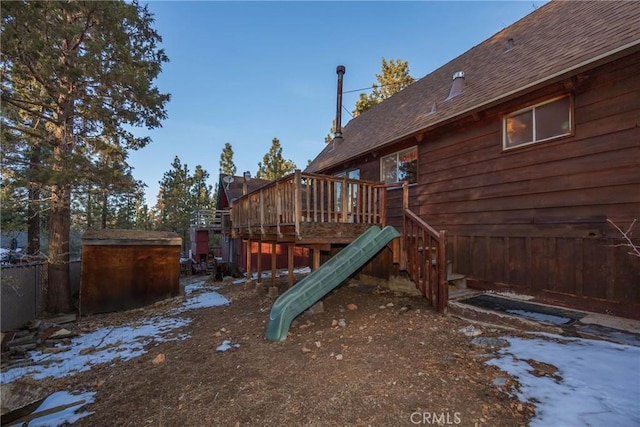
[504,95,571,149]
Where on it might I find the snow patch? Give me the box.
[216,340,240,352]
[487,335,640,426]
[27,390,96,426]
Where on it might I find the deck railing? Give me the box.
[190,209,228,231]
[231,170,389,238]
[402,183,448,313]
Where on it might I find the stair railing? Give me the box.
[402,183,448,313]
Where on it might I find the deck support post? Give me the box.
[271,243,277,287]
[256,241,263,285]
[244,239,253,289]
[288,244,294,287]
[313,248,321,271]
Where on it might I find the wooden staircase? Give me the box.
[400,181,466,312]
[402,208,449,313]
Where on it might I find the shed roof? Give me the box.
[82,229,182,246]
[306,0,640,173]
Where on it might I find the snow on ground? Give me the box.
[216,339,240,352]
[1,316,192,383]
[487,333,640,426]
[26,391,96,427]
[232,266,312,285]
[0,276,230,425]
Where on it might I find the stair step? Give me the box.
[448,288,479,300]
[447,273,467,290]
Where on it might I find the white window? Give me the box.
[503,95,572,149]
[381,147,417,184]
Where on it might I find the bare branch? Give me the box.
[608,219,640,258]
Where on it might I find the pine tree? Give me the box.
[156,157,193,240]
[256,138,297,180]
[1,1,169,312]
[353,58,415,117]
[155,157,214,252]
[191,165,213,210]
[219,143,237,176]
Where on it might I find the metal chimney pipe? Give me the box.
[334,65,346,140]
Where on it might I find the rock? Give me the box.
[386,302,394,308]
[459,325,482,337]
[346,303,358,311]
[379,305,386,309]
[338,319,347,328]
[306,301,324,315]
[335,354,343,360]
[471,337,509,348]
[301,346,312,353]
[331,319,339,327]
[152,353,166,364]
[314,341,321,348]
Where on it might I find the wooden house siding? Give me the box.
[411,53,639,308]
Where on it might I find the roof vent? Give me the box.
[446,71,465,100]
[505,37,514,52]
[425,101,437,116]
[243,171,251,180]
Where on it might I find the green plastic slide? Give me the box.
[265,225,401,342]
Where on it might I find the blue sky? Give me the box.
[128,1,548,206]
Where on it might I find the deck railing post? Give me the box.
[380,186,387,227]
[260,190,265,235]
[401,181,409,268]
[276,180,282,237]
[341,175,348,223]
[438,230,448,313]
[294,169,302,238]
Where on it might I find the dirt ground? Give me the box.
[31,274,535,426]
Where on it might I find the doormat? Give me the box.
[459,294,584,326]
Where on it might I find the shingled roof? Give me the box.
[216,174,271,210]
[306,0,640,174]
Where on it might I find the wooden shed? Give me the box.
[80,229,182,314]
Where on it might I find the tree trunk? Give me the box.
[101,191,108,229]
[47,182,73,313]
[27,135,42,256]
[47,142,73,314]
[27,184,41,256]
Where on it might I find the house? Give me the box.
[305,0,640,317]
[232,1,640,318]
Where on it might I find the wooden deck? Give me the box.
[231,171,389,245]
[229,172,449,313]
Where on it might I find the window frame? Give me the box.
[502,94,573,151]
[380,146,418,185]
